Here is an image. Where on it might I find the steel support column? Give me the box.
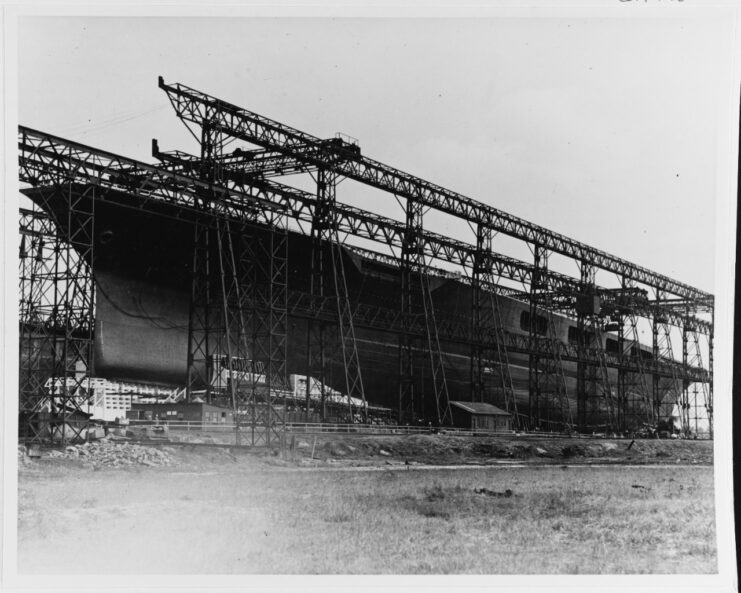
[681,314,691,437]
[245,222,289,446]
[682,308,712,438]
[397,199,451,425]
[470,224,491,405]
[575,263,614,432]
[186,121,223,403]
[528,245,571,431]
[527,246,543,430]
[652,289,683,430]
[306,172,331,421]
[307,169,367,423]
[471,223,518,426]
[707,313,714,439]
[575,263,594,431]
[398,199,422,424]
[18,187,95,444]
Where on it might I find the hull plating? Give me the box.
[23,186,665,427]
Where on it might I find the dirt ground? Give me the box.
[169,430,715,466]
[16,434,716,574]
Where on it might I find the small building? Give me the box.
[29,406,93,443]
[449,401,512,432]
[85,378,181,422]
[127,402,234,424]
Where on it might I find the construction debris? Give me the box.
[45,439,175,468]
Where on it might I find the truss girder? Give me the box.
[154,141,317,179]
[151,145,581,294]
[286,283,709,381]
[22,127,711,338]
[148,146,625,309]
[159,78,711,302]
[18,127,713,384]
[19,127,285,226]
[349,248,710,337]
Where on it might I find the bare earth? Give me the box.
[17,434,716,574]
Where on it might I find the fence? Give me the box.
[125,419,636,439]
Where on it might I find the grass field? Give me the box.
[17,450,716,574]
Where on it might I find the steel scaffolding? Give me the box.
[471,224,519,426]
[18,194,95,444]
[16,78,715,440]
[307,168,367,422]
[527,246,572,431]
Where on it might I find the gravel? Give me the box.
[43,438,175,468]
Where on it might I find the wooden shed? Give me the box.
[449,401,512,432]
[127,402,234,424]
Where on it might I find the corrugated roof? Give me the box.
[449,401,511,416]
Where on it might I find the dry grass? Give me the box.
[16,454,716,575]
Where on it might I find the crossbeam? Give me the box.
[152,143,713,335]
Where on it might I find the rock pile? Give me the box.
[47,439,176,468]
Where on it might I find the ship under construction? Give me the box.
[17,77,714,444]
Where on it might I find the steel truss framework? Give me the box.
[17,79,714,438]
[471,224,519,426]
[151,140,711,430]
[186,119,290,446]
[528,246,573,431]
[158,77,713,434]
[154,143,368,423]
[18,197,94,444]
[398,199,452,425]
[575,263,615,432]
[158,78,709,301]
[308,168,367,422]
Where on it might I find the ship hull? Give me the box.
[22,185,670,429]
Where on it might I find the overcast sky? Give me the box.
[15,13,737,293]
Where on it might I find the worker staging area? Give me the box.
[17,77,713,446]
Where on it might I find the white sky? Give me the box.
[15,13,737,293]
